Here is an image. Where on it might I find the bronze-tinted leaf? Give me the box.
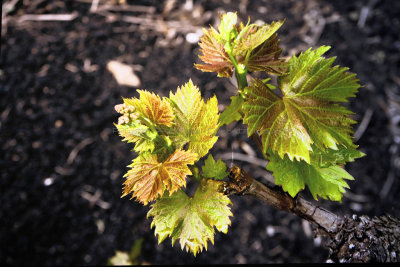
[124,90,174,127]
[195,28,234,77]
[247,33,287,75]
[243,47,360,163]
[122,149,197,205]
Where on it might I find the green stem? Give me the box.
[236,50,251,91]
[231,54,267,158]
[140,116,157,133]
[244,50,252,68]
[235,64,248,91]
[225,40,248,91]
[225,41,265,157]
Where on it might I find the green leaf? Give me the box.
[233,20,283,56]
[218,12,238,45]
[201,155,229,180]
[147,179,232,256]
[243,46,360,163]
[267,152,354,202]
[219,95,244,126]
[167,80,219,158]
[310,145,366,168]
[115,120,174,155]
[151,135,174,162]
[279,46,360,102]
[115,121,156,153]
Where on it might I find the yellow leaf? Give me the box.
[168,80,219,158]
[107,251,132,266]
[147,179,232,256]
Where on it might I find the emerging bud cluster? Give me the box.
[114,103,139,125]
[114,103,135,114]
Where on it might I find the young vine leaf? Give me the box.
[201,154,229,180]
[232,20,283,54]
[195,26,234,77]
[115,121,156,153]
[233,21,287,75]
[147,179,232,256]
[217,11,238,45]
[195,12,286,77]
[114,101,160,153]
[218,95,244,126]
[167,80,219,159]
[243,46,361,163]
[122,149,197,205]
[267,152,354,201]
[246,32,287,75]
[123,90,174,127]
[310,145,365,168]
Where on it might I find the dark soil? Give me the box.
[1,0,400,265]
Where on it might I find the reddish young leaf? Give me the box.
[122,149,197,205]
[124,90,174,127]
[246,33,287,75]
[194,28,234,77]
[233,21,287,75]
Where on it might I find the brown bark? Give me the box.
[221,166,400,263]
[326,214,400,262]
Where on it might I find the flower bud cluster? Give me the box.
[115,103,135,114]
[115,103,139,125]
